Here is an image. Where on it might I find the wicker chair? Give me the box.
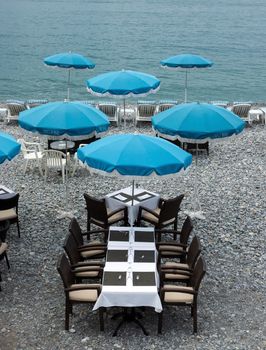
[84,193,128,234]
[0,241,10,291]
[57,253,104,331]
[0,194,20,237]
[158,256,206,334]
[136,194,184,234]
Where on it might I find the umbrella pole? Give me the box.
[192,143,205,219]
[185,69,188,103]
[123,98,126,127]
[131,179,135,206]
[67,70,71,101]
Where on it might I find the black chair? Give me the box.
[158,256,206,334]
[156,216,194,259]
[84,193,128,233]
[159,236,202,285]
[136,194,184,232]
[63,233,105,282]
[0,194,20,237]
[69,217,108,247]
[0,220,10,242]
[57,253,104,331]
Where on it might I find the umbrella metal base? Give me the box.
[112,308,149,336]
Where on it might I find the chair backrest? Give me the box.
[231,104,251,118]
[57,253,75,289]
[137,103,157,117]
[159,194,184,226]
[188,256,206,291]
[63,233,82,265]
[84,193,108,225]
[179,216,193,245]
[187,236,201,269]
[0,193,19,212]
[42,150,65,167]
[98,103,117,118]
[157,103,175,113]
[69,217,83,246]
[7,103,27,116]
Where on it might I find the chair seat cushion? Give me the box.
[80,249,105,258]
[0,208,17,221]
[159,245,186,256]
[163,285,194,304]
[0,242,8,255]
[163,262,189,269]
[141,208,175,226]
[107,209,125,224]
[164,272,189,280]
[74,266,100,278]
[69,284,99,302]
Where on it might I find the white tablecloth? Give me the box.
[105,186,160,225]
[0,185,14,196]
[93,226,162,313]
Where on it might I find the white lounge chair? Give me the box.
[5,102,28,123]
[98,102,119,125]
[18,138,43,175]
[230,103,252,125]
[135,102,157,126]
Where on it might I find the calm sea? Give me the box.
[0,0,266,103]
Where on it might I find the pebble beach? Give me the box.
[0,119,265,350]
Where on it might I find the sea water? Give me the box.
[0,0,265,103]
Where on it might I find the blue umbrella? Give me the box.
[19,101,109,218]
[0,131,21,164]
[78,134,192,177]
[160,54,213,102]
[152,102,245,219]
[77,133,192,207]
[19,101,109,140]
[44,52,95,100]
[152,102,245,143]
[87,70,160,122]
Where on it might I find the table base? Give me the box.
[112,307,149,336]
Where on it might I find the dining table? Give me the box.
[105,186,160,226]
[93,225,162,335]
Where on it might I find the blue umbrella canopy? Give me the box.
[19,101,109,140]
[160,54,213,69]
[160,54,213,102]
[0,131,21,164]
[152,102,245,143]
[77,134,192,178]
[44,52,95,69]
[86,70,160,98]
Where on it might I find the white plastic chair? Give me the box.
[41,150,67,183]
[230,103,252,125]
[18,138,43,175]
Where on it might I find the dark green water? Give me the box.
[0,0,265,102]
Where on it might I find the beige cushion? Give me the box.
[163,262,189,269]
[74,266,100,278]
[159,245,185,256]
[69,284,99,302]
[163,285,194,304]
[107,209,125,224]
[0,242,8,255]
[164,273,189,280]
[0,209,17,220]
[141,208,160,224]
[81,249,105,258]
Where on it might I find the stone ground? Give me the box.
[0,120,265,350]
